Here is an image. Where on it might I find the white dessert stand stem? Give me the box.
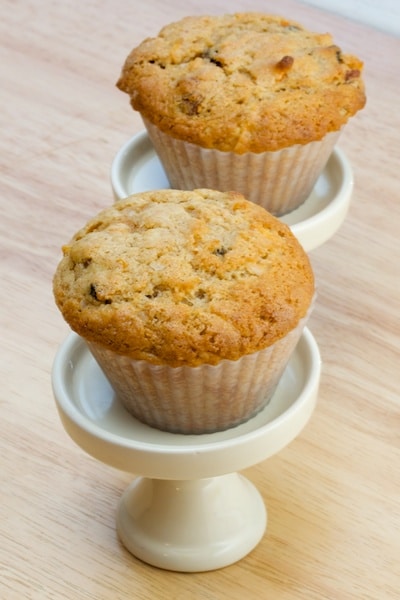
[117,474,266,572]
[52,328,321,572]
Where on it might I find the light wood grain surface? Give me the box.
[1,1,399,598]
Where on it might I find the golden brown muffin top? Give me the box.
[53,189,314,366]
[117,13,366,153]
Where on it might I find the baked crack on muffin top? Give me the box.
[117,12,366,153]
[53,189,314,366]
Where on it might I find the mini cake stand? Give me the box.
[110,130,353,252]
[52,328,321,572]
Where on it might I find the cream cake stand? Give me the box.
[52,132,352,571]
[52,328,321,572]
[110,130,353,253]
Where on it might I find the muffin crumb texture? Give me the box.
[117,12,366,152]
[53,189,314,366]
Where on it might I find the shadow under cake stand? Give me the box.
[52,133,352,572]
[52,329,320,572]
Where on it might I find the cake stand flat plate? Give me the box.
[111,131,353,252]
[52,328,321,480]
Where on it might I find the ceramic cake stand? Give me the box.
[52,329,321,572]
[52,131,352,571]
[110,130,353,253]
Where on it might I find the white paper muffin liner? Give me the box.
[86,307,312,435]
[143,118,341,217]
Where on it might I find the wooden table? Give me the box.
[1,1,399,598]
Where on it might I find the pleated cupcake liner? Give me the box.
[87,308,312,435]
[144,118,341,217]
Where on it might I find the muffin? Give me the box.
[53,189,314,434]
[117,12,366,216]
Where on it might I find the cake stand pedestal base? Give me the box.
[117,473,266,572]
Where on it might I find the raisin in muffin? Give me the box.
[53,189,315,433]
[117,13,365,215]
